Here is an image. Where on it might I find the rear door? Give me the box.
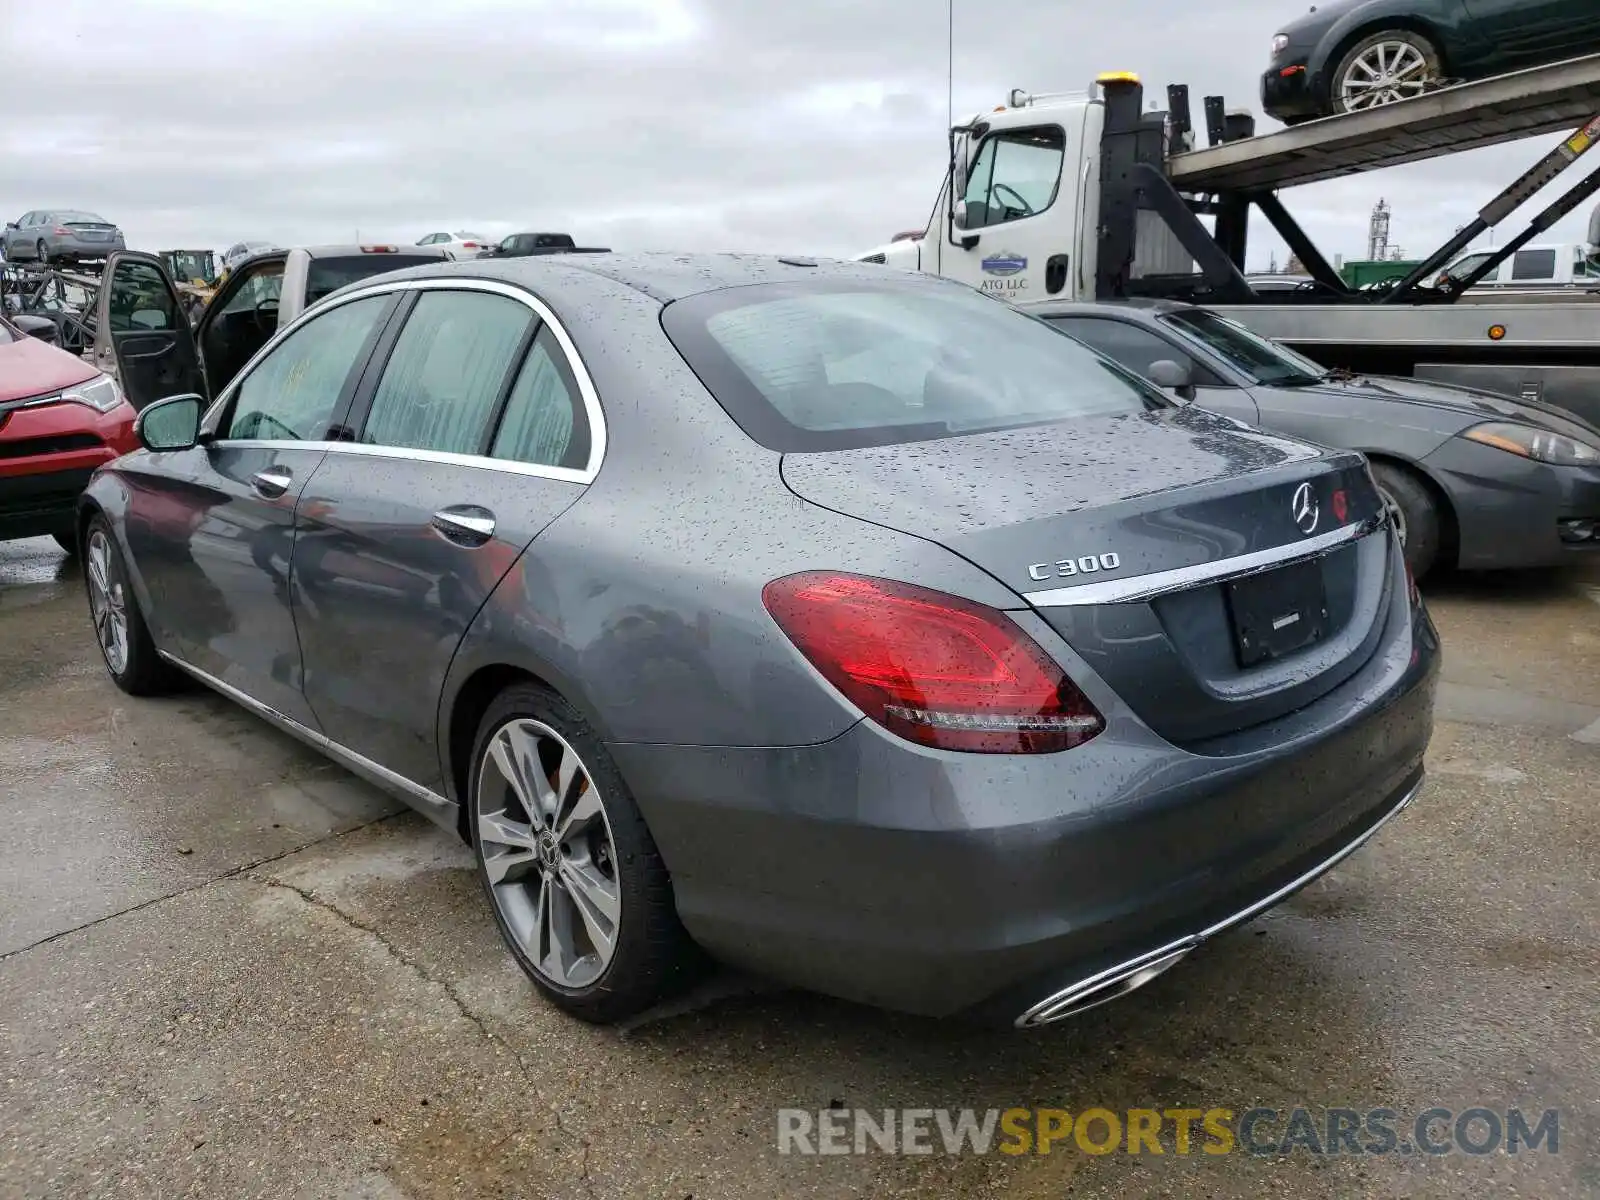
[292,282,594,791]
[92,252,205,410]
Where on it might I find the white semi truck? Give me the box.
[859,54,1600,426]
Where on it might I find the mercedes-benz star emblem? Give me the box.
[1291,482,1320,535]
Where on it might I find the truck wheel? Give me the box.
[35,240,49,265]
[1371,462,1441,581]
[469,682,705,1024]
[1331,31,1443,114]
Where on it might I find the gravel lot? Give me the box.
[3,535,1597,1199]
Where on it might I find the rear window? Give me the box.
[661,280,1166,451]
[306,254,440,305]
[57,211,108,224]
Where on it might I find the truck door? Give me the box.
[943,122,1074,303]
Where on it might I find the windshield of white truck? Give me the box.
[663,278,1170,451]
[1161,309,1327,387]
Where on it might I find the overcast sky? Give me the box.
[2,0,1592,270]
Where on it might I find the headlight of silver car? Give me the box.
[60,374,125,414]
[1462,421,1600,467]
[1272,33,1290,56]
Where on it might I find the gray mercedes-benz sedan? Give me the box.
[75,251,1439,1027]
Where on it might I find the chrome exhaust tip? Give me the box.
[1015,943,1192,1028]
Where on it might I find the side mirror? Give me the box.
[3,221,16,231]
[134,393,204,452]
[12,314,58,344]
[1148,359,1197,402]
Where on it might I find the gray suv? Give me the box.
[3,210,126,265]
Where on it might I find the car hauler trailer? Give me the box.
[861,52,1600,426]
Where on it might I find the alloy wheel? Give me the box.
[86,529,129,674]
[1339,41,1433,111]
[476,718,621,990]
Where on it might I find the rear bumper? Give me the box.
[47,235,125,260]
[0,465,98,539]
[1423,437,1600,568]
[612,550,1440,1022]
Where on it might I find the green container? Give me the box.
[1341,259,1423,289]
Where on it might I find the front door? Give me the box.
[117,290,397,726]
[93,252,205,410]
[1462,0,1596,66]
[293,286,594,791]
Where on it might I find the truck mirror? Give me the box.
[953,200,970,230]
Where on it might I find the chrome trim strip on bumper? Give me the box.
[1021,513,1387,608]
[156,650,457,829]
[1015,772,1424,1027]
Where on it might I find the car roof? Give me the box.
[330,250,936,305]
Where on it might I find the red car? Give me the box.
[0,316,139,552]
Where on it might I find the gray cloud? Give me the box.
[1,0,1589,268]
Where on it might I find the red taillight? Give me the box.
[360,244,398,253]
[762,572,1104,754]
[53,226,71,235]
[462,241,481,248]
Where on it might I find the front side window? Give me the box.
[1160,309,1328,388]
[490,326,589,469]
[1048,317,1223,386]
[960,126,1065,230]
[662,279,1167,452]
[224,294,389,440]
[106,261,178,332]
[362,290,533,455]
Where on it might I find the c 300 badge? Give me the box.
[1027,552,1121,583]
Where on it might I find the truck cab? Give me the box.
[859,77,1190,304]
[1436,242,1600,290]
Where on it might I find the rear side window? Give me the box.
[1511,249,1557,281]
[662,280,1166,452]
[361,290,533,455]
[305,254,441,305]
[490,326,589,469]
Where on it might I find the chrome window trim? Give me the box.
[1022,513,1386,608]
[156,650,456,829]
[217,438,593,485]
[200,276,607,485]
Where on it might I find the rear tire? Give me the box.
[83,517,181,695]
[468,682,704,1024]
[35,239,49,265]
[1331,30,1443,114]
[1371,462,1441,581]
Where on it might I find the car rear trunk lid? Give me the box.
[780,407,1395,745]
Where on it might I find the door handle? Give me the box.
[431,506,496,545]
[251,467,292,498]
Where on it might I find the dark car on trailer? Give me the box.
[1263,0,1600,123]
[74,252,1437,1029]
[1028,297,1600,577]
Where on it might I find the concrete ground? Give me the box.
[2,534,1597,1199]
